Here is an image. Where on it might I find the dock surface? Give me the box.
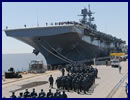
[2,60,128,98]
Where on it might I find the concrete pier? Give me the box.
[2,60,128,98]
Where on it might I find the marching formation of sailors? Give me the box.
[9,62,98,98]
[10,89,67,98]
[56,63,98,94]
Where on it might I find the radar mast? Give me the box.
[78,7,88,24]
[78,5,97,30]
[88,4,95,26]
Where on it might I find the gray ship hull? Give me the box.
[5,25,109,65]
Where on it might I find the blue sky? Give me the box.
[2,2,128,54]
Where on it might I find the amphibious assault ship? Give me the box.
[4,5,126,65]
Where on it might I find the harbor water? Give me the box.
[2,53,47,75]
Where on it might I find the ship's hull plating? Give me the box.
[15,32,108,65]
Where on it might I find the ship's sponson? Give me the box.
[5,23,125,44]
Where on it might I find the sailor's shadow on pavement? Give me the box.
[10,81,48,92]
